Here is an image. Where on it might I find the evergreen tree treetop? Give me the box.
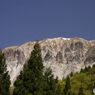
[13,42,44,95]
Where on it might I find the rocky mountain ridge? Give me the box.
[2,37,95,86]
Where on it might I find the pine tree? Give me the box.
[43,68,58,95]
[55,83,62,95]
[63,76,71,95]
[0,51,10,95]
[78,86,84,95]
[13,42,44,95]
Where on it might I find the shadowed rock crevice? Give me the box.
[44,50,53,61]
[84,46,95,64]
[56,51,63,63]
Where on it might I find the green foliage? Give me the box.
[61,65,95,95]
[13,42,44,95]
[62,76,71,95]
[55,83,62,95]
[43,68,59,95]
[0,51,10,95]
[78,86,84,95]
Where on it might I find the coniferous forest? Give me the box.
[1,43,95,95]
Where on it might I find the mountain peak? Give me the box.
[2,37,95,86]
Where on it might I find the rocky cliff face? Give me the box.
[2,37,95,86]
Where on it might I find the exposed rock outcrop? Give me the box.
[2,37,95,86]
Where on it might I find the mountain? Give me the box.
[2,37,95,86]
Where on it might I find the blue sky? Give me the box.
[0,0,95,48]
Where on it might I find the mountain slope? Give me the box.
[2,37,95,86]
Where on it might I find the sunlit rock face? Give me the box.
[2,37,95,86]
